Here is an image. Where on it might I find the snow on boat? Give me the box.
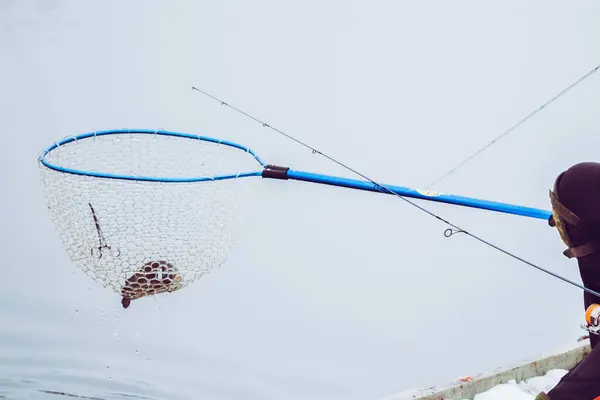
[381,339,591,400]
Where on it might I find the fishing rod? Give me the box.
[191,85,600,299]
[427,63,600,188]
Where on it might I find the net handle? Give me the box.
[260,165,552,221]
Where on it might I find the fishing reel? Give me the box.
[581,304,600,336]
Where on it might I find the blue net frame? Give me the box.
[38,129,267,182]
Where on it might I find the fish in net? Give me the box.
[38,130,263,308]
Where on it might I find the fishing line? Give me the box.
[191,86,600,299]
[427,62,600,189]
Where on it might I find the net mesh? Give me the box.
[39,132,262,307]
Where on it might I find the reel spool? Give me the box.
[582,303,600,335]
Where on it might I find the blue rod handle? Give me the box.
[280,168,552,221]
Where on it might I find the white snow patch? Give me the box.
[381,340,589,400]
[467,369,568,399]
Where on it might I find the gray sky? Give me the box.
[1,1,600,399]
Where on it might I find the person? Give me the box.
[548,161,600,349]
[536,161,600,399]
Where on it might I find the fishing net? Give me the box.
[38,130,264,307]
